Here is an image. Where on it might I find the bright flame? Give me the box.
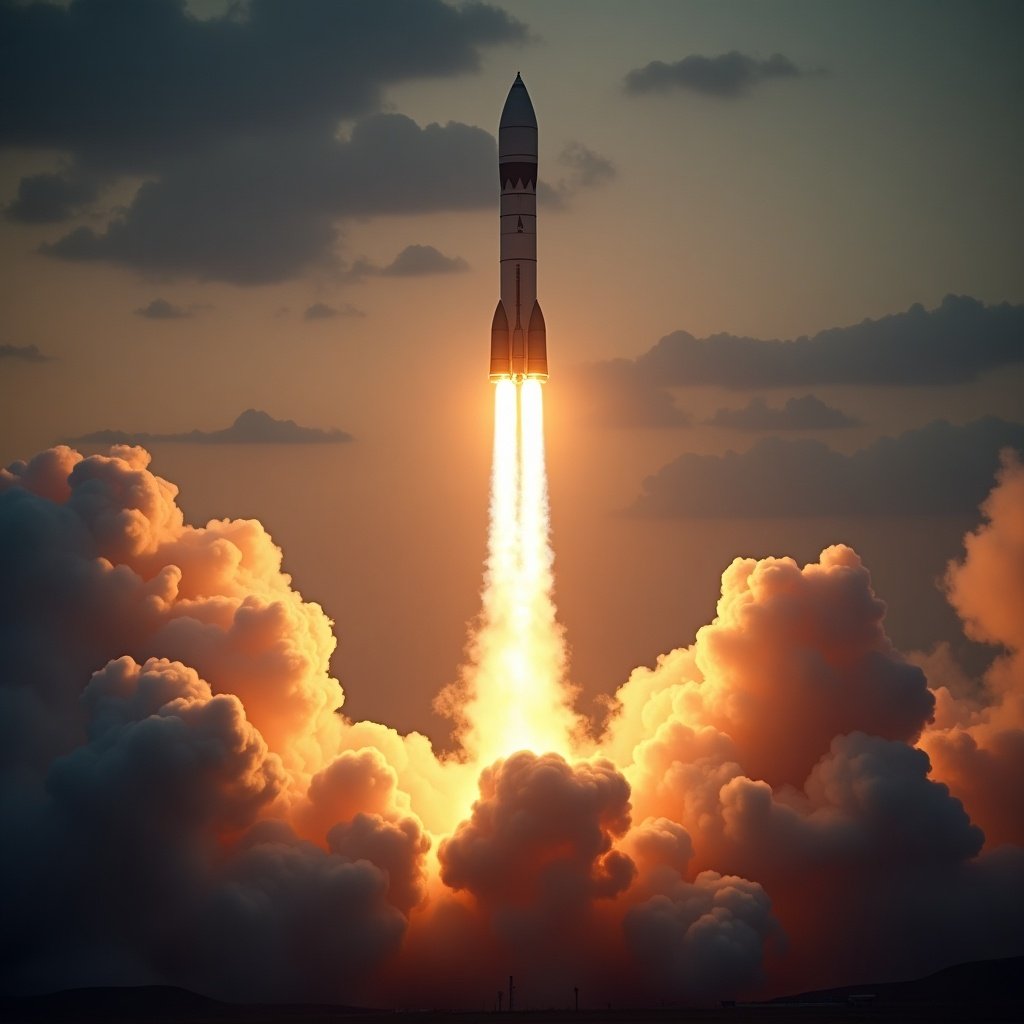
[451,379,578,762]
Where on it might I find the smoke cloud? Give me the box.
[0,442,1022,1006]
[918,453,1024,848]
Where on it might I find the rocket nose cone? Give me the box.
[500,74,537,129]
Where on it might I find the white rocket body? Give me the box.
[490,74,547,382]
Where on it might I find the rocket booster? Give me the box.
[490,73,548,382]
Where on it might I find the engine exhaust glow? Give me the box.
[451,379,578,762]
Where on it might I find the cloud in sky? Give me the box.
[41,116,498,284]
[303,301,365,321]
[633,417,1024,517]
[0,0,541,284]
[594,296,1024,397]
[348,244,469,279]
[708,395,861,430]
[0,343,49,362]
[574,296,1024,431]
[540,142,616,207]
[624,51,804,98]
[4,167,100,224]
[0,0,527,168]
[134,298,193,320]
[68,409,354,446]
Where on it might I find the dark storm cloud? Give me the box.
[624,51,803,98]
[68,409,353,446]
[303,302,365,321]
[0,343,50,362]
[633,417,1024,517]
[1,0,530,283]
[0,0,526,169]
[4,168,100,224]
[708,395,861,430]
[602,296,1024,392]
[42,116,497,284]
[134,298,192,320]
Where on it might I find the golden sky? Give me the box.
[2,0,1022,740]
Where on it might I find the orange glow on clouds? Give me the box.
[2,438,1023,1006]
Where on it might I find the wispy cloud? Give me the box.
[134,298,195,320]
[303,302,365,321]
[347,244,469,280]
[0,343,50,363]
[625,51,806,98]
[708,395,861,430]
[68,409,354,445]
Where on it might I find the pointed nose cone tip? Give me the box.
[500,73,537,129]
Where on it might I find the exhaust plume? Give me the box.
[440,380,579,762]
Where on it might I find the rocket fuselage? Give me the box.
[490,74,547,382]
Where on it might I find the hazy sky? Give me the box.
[2,0,1022,739]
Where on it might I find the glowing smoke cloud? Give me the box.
[918,453,1024,849]
[0,441,1022,1006]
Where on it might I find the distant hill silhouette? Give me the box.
[770,954,1023,1012]
[1,957,1020,1023]
[0,985,366,1023]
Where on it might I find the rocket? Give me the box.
[490,73,548,382]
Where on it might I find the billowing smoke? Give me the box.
[0,446,434,1001]
[0,442,1022,1005]
[596,520,1023,990]
[917,452,1024,849]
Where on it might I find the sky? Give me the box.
[1,0,1023,1008]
